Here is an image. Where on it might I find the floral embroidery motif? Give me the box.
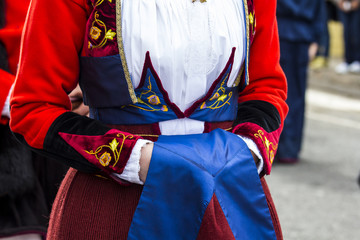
[88,11,116,49]
[254,130,278,164]
[84,133,134,167]
[129,76,168,112]
[90,26,101,40]
[199,73,233,110]
[147,95,160,105]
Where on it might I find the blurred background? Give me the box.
[268,9,360,240]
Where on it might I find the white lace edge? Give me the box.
[238,135,264,174]
[112,139,152,185]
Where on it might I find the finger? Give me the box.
[72,103,89,116]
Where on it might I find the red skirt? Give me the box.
[47,168,282,239]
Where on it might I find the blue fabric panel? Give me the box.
[127,136,215,240]
[214,149,276,239]
[189,86,238,122]
[99,67,179,124]
[79,55,133,108]
[127,129,276,240]
[189,63,238,122]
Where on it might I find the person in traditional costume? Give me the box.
[0,1,47,239]
[10,0,288,239]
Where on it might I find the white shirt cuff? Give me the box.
[1,85,12,118]
[112,139,151,185]
[238,135,264,174]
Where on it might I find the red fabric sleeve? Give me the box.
[233,0,288,174]
[10,0,90,149]
[9,0,143,179]
[241,0,287,121]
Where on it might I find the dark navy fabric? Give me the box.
[82,55,239,124]
[277,0,326,43]
[338,8,360,63]
[103,67,180,124]
[277,41,309,159]
[127,129,276,240]
[79,55,133,108]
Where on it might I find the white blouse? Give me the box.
[115,0,263,184]
[122,0,246,135]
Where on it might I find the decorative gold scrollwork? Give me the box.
[254,130,278,164]
[200,73,233,110]
[84,133,134,167]
[89,11,116,49]
[129,76,168,112]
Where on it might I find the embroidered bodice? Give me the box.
[82,0,247,135]
[124,0,245,135]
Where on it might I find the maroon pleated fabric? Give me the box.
[47,169,282,239]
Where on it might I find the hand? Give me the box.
[68,84,89,116]
[338,0,359,12]
[139,142,154,183]
[308,42,318,61]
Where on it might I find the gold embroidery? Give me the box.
[200,73,233,110]
[105,29,116,40]
[116,0,137,103]
[90,26,101,40]
[84,133,134,167]
[249,12,254,25]
[147,95,161,105]
[129,76,168,112]
[233,64,244,87]
[254,130,278,164]
[94,0,112,7]
[90,12,117,49]
[192,0,207,3]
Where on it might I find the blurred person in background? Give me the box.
[311,0,339,69]
[0,0,47,239]
[334,0,360,74]
[276,0,326,163]
[0,1,87,239]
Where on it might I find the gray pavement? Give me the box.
[266,58,360,240]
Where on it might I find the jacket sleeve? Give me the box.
[10,0,143,180]
[232,0,288,175]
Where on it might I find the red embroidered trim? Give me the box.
[247,0,256,45]
[232,122,281,174]
[59,129,142,175]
